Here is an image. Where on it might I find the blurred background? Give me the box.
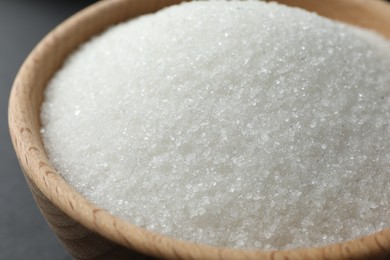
[0,0,389,259]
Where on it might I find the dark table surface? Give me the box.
[0,1,95,259]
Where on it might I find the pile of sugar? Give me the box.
[41,1,390,249]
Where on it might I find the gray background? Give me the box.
[0,1,95,259]
[1,1,390,260]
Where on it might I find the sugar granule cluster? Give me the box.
[41,1,390,249]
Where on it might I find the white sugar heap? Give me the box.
[41,1,390,249]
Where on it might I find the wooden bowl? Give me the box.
[8,0,390,259]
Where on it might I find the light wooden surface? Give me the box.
[8,0,390,259]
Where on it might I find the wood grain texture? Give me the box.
[8,0,390,259]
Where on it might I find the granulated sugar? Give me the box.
[41,1,390,249]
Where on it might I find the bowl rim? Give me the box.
[8,0,390,259]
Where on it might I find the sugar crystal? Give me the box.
[41,1,390,249]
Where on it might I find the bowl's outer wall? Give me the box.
[26,173,140,259]
[8,0,390,259]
